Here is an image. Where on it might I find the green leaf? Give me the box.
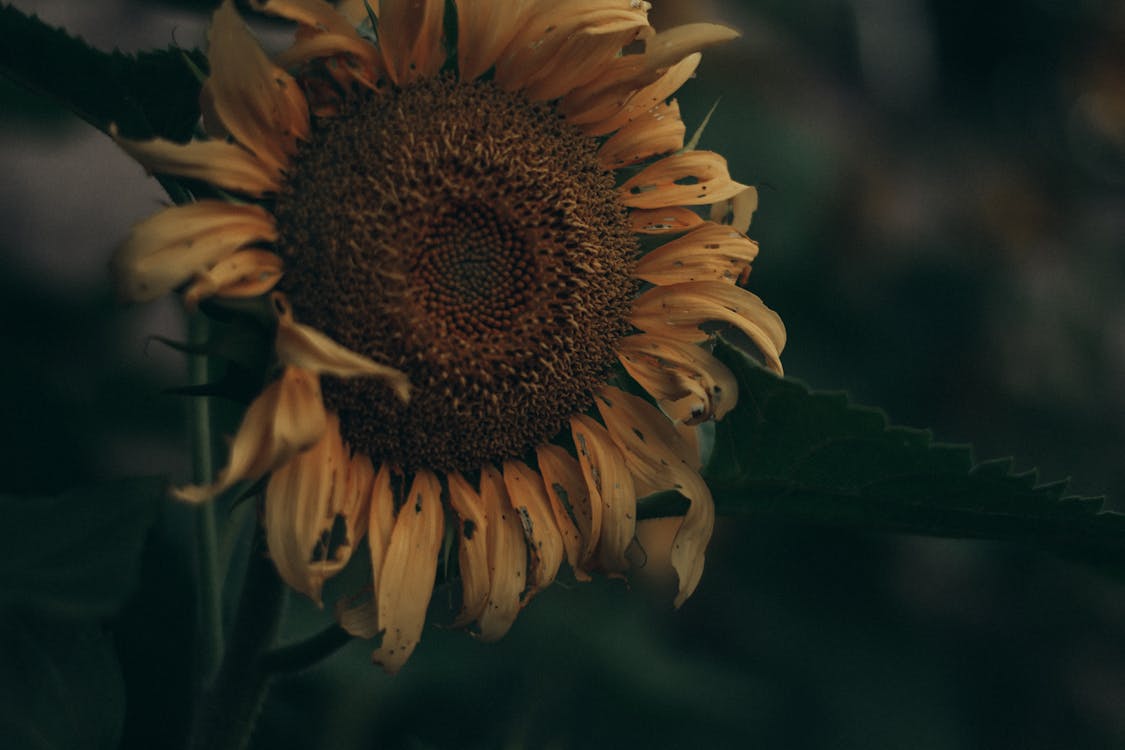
[0,612,125,750]
[652,342,1125,563]
[0,478,168,618]
[0,3,205,140]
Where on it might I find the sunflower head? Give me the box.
[114,0,785,673]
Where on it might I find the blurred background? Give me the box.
[2,0,1124,747]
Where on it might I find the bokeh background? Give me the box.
[2,0,1124,748]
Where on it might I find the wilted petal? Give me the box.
[634,222,759,287]
[378,0,446,85]
[477,465,528,642]
[630,206,705,234]
[563,47,700,130]
[534,444,590,580]
[709,186,760,234]
[523,20,650,102]
[447,472,491,626]
[113,131,281,197]
[250,0,358,34]
[184,249,284,308]
[598,100,685,169]
[272,293,411,400]
[621,151,749,209]
[371,469,444,673]
[502,461,564,598]
[617,333,738,424]
[570,414,636,574]
[113,201,277,303]
[173,366,327,503]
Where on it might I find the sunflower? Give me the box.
[113,0,786,673]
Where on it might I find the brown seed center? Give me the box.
[274,76,637,472]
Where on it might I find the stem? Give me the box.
[261,625,352,674]
[190,313,224,683]
[188,541,286,750]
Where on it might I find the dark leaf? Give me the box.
[0,612,125,750]
[0,478,168,618]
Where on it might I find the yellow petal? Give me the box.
[183,249,284,308]
[616,333,738,424]
[621,151,750,209]
[263,414,353,603]
[629,281,786,374]
[272,293,412,400]
[634,222,759,287]
[534,444,590,580]
[630,206,705,234]
[204,0,309,173]
[598,100,686,169]
[709,186,759,234]
[502,461,564,598]
[477,465,528,642]
[378,0,446,85]
[447,472,491,627]
[562,48,699,130]
[594,386,714,606]
[275,34,386,91]
[112,131,281,197]
[113,201,277,303]
[523,20,650,102]
[570,414,636,574]
[371,469,445,673]
[454,0,535,81]
[250,0,358,34]
[174,366,327,503]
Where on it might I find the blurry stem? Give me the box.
[190,313,224,684]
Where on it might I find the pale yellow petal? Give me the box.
[630,206,705,234]
[534,444,590,580]
[447,472,491,627]
[174,366,327,503]
[570,414,636,574]
[477,465,528,642]
[597,100,686,169]
[112,201,276,303]
[502,461,564,598]
[378,0,446,85]
[272,293,412,400]
[621,151,750,209]
[371,469,444,673]
[629,282,786,374]
[113,131,281,197]
[594,386,714,606]
[709,186,760,234]
[616,333,738,424]
[634,222,759,286]
[204,0,309,173]
[183,249,284,308]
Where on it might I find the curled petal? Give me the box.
[338,462,398,639]
[534,444,591,580]
[634,222,759,287]
[378,0,446,85]
[630,206,705,234]
[454,0,535,81]
[203,0,309,172]
[502,461,564,599]
[173,366,327,503]
[570,414,636,574]
[184,249,284,308]
[621,151,750,209]
[371,469,445,673]
[250,0,358,34]
[617,333,738,424]
[478,465,528,642]
[598,100,685,169]
[710,186,760,234]
[113,201,276,303]
[272,293,412,401]
[112,130,281,197]
[595,386,714,606]
[630,282,786,374]
[447,472,491,626]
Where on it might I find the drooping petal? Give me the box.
[371,469,445,673]
[113,201,277,302]
[174,366,327,503]
[338,462,398,639]
[594,386,714,606]
[621,151,750,209]
[616,333,738,424]
[447,472,491,626]
[378,0,446,85]
[263,413,353,604]
[597,100,686,169]
[272,293,412,401]
[630,206,705,234]
[477,465,528,642]
[502,461,564,598]
[709,185,760,234]
[183,249,284,308]
[629,281,786,374]
[112,131,281,197]
[203,0,310,173]
[634,222,759,287]
[570,414,636,574]
[250,0,359,34]
[454,0,535,81]
[534,444,591,580]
